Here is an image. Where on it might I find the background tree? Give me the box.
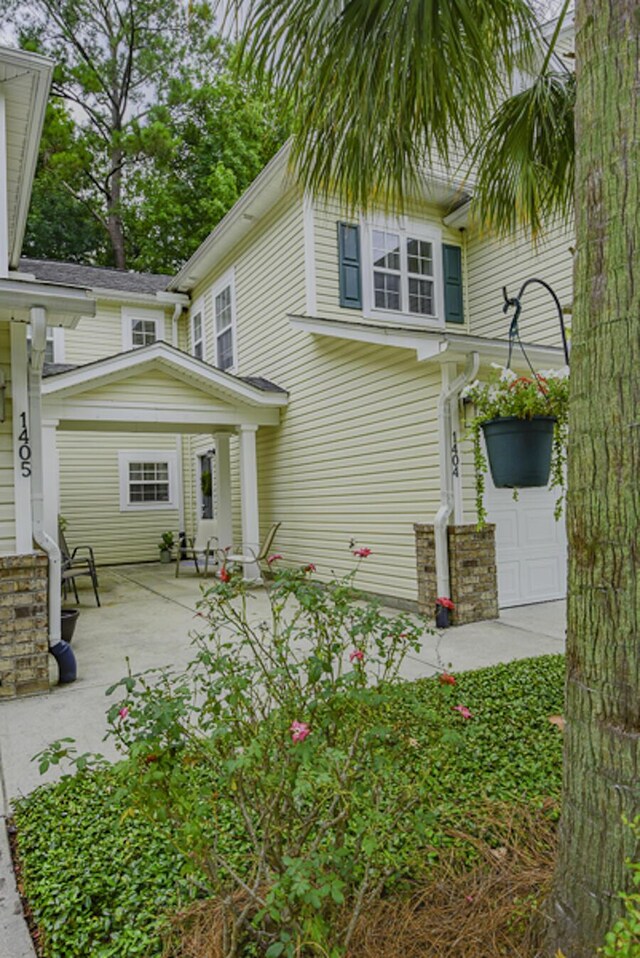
[4,0,289,272]
[226,0,639,955]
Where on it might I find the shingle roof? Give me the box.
[19,258,172,294]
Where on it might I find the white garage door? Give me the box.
[485,480,567,608]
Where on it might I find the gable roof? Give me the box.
[19,258,172,294]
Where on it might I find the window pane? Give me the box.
[407,239,433,276]
[372,230,401,271]
[217,328,234,370]
[194,340,203,360]
[131,319,157,347]
[192,312,202,339]
[374,271,401,311]
[129,482,169,503]
[129,463,144,480]
[215,287,232,333]
[408,277,434,315]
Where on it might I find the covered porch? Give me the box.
[40,341,288,588]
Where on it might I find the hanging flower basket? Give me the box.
[481,415,556,488]
[462,365,569,528]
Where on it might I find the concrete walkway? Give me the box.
[0,563,566,958]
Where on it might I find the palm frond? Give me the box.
[225,0,538,212]
[469,70,575,238]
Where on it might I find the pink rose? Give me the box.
[219,566,231,583]
[118,706,129,720]
[267,554,283,564]
[438,672,456,686]
[453,704,473,720]
[353,547,372,558]
[303,563,316,573]
[350,649,364,664]
[290,720,311,743]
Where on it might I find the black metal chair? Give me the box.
[59,524,101,607]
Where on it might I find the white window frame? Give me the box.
[27,325,65,363]
[360,215,445,329]
[118,450,178,512]
[212,268,237,372]
[190,297,205,361]
[122,307,164,351]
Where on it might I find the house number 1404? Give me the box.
[18,412,31,477]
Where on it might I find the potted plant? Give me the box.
[435,596,455,628]
[462,364,569,527]
[158,531,175,564]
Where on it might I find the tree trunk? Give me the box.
[548,1,640,954]
[107,144,126,270]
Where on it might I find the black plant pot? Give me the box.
[482,416,556,488]
[61,608,80,643]
[435,606,450,628]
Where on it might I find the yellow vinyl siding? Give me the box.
[0,325,15,553]
[57,298,181,563]
[59,432,180,565]
[466,217,574,344]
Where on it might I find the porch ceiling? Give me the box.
[41,341,288,432]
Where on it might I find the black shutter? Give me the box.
[443,244,464,324]
[338,222,362,309]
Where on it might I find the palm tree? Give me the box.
[225,1,640,955]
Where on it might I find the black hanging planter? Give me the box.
[481,416,556,489]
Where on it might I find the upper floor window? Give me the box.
[122,308,164,350]
[215,282,235,371]
[367,221,440,322]
[191,302,204,360]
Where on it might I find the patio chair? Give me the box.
[59,524,101,607]
[175,519,219,577]
[219,522,281,577]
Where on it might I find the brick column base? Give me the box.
[414,524,499,625]
[0,554,50,698]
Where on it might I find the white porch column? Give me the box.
[0,93,8,276]
[42,420,60,543]
[215,433,233,551]
[10,322,32,551]
[238,423,260,581]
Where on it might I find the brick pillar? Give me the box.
[0,554,50,698]
[414,523,499,625]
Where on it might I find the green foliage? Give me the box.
[231,0,538,214]
[601,818,640,957]
[462,364,570,527]
[158,531,175,553]
[15,645,565,958]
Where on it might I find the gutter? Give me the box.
[434,352,480,600]
[28,306,61,644]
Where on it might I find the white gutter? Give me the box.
[29,306,61,644]
[434,351,480,600]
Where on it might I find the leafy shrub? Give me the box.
[14,558,565,958]
[601,818,640,957]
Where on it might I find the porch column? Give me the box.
[214,433,233,551]
[42,420,60,543]
[10,322,32,551]
[238,423,260,581]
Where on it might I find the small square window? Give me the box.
[131,319,158,347]
[119,451,177,511]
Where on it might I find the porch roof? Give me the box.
[41,340,288,432]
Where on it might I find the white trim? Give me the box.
[118,449,179,512]
[44,400,281,429]
[0,93,8,277]
[360,214,445,330]
[190,296,205,360]
[238,424,261,581]
[0,277,95,326]
[212,267,237,373]
[41,341,288,407]
[215,433,233,550]
[121,305,165,350]
[10,322,32,551]
[303,191,317,315]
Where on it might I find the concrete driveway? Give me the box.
[0,562,566,802]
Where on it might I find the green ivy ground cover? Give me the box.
[13,654,565,958]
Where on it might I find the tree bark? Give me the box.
[106,148,126,270]
[548,1,640,954]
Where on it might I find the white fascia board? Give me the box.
[43,400,281,429]
[289,313,565,367]
[289,314,446,361]
[169,139,294,293]
[41,341,288,407]
[88,286,188,307]
[0,277,96,326]
[2,48,54,269]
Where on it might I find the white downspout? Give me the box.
[29,307,62,644]
[434,352,480,600]
[171,302,182,347]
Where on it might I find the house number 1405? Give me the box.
[18,412,31,477]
